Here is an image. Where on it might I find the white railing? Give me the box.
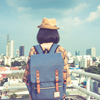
[70,70,100,100]
[1,70,100,100]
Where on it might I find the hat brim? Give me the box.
[38,25,60,30]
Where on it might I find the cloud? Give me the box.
[6,0,32,12]
[86,5,100,22]
[6,0,18,7]
[56,3,89,32]
[58,17,83,33]
[59,4,100,32]
[64,3,89,15]
[18,14,32,19]
[74,3,89,13]
[17,7,32,12]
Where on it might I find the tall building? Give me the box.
[10,40,14,58]
[6,35,14,58]
[6,34,9,57]
[75,50,80,56]
[19,45,24,56]
[86,47,96,57]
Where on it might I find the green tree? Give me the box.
[10,93,17,99]
[22,94,29,98]
[0,78,8,86]
[5,64,10,67]
[92,57,97,62]
[84,66,100,74]
[11,61,21,66]
[98,63,100,69]
[21,61,26,66]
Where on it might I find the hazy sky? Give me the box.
[0,0,100,56]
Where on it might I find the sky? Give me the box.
[0,0,100,56]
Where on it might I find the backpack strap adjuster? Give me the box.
[36,71,40,93]
[55,70,59,92]
[63,69,67,83]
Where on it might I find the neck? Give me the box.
[40,42,54,48]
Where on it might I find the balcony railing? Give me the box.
[70,70,100,100]
[1,70,100,100]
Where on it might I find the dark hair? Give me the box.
[37,28,60,44]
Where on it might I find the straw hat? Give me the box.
[37,17,60,29]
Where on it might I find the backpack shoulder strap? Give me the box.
[49,44,59,53]
[34,45,43,54]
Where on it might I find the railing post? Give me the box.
[87,76,91,100]
[98,81,100,95]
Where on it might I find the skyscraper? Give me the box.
[86,47,96,57]
[6,35,14,58]
[6,34,9,57]
[19,45,24,56]
[10,40,14,58]
[5,35,14,66]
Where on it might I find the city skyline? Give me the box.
[0,0,100,56]
[1,34,98,57]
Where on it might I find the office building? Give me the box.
[4,56,11,66]
[86,47,96,57]
[80,55,92,68]
[75,50,80,56]
[19,45,24,56]
[74,56,82,67]
[10,40,14,58]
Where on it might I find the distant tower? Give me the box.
[6,34,10,57]
[19,45,24,56]
[7,34,9,44]
[75,50,80,56]
[5,34,11,66]
[6,35,14,58]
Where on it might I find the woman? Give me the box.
[23,17,71,100]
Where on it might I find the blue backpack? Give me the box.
[27,44,67,100]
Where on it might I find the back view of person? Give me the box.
[23,17,71,100]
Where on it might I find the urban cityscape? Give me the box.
[0,34,100,100]
[0,0,100,100]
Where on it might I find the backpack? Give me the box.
[27,44,67,100]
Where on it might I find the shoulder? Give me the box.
[29,46,37,55]
[56,45,67,59]
[56,45,66,53]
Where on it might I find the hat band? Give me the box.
[41,23,57,27]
